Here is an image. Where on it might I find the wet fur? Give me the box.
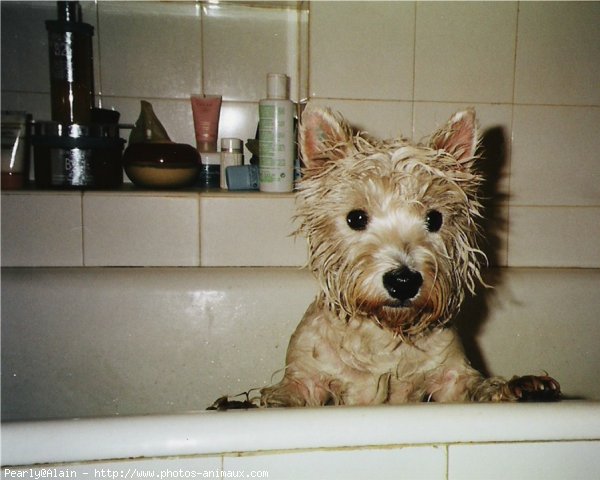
[260,106,560,406]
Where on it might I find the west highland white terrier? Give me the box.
[257,106,560,406]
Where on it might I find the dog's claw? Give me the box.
[507,375,561,402]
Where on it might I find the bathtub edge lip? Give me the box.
[2,401,600,467]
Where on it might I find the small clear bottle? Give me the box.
[220,138,243,189]
[258,73,295,193]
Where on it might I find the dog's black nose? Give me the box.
[383,267,423,303]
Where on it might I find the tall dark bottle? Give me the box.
[46,1,95,125]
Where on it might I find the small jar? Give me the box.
[220,138,243,189]
[1,111,30,190]
[198,151,220,189]
[32,121,125,189]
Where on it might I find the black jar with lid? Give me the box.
[32,121,125,189]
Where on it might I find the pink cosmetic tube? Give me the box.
[191,94,222,153]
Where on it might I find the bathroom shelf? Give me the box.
[0,189,307,267]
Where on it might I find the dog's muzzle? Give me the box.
[383,267,423,306]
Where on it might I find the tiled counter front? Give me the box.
[0,190,307,267]
[3,440,599,480]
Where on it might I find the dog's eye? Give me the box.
[346,209,369,231]
[425,210,443,232]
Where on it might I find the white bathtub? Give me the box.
[2,267,600,479]
[2,402,600,479]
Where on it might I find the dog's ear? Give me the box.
[300,106,353,174]
[429,109,478,164]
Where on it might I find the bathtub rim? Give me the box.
[2,401,600,467]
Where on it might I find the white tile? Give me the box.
[82,193,200,266]
[413,102,513,193]
[310,2,415,100]
[97,1,202,99]
[296,7,310,102]
[466,268,600,401]
[0,91,51,122]
[515,2,600,106]
[449,441,600,480]
[1,192,83,266]
[413,102,512,147]
[310,99,413,141]
[511,106,600,207]
[414,2,518,103]
[1,1,100,100]
[0,2,55,93]
[0,1,98,110]
[217,101,260,160]
[103,96,197,148]
[478,203,508,268]
[508,206,600,268]
[200,194,306,266]
[19,457,223,478]
[225,446,446,480]
[203,3,303,102]
[413,103,514,267]
[99,457,223,476]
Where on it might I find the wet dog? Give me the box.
[259,106,560,406]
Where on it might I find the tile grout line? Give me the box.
[445,444,450,480]
[197,195,202,267]
[200,3,206,95]
[80,192,86,267]
[411,1,418,140]
[505,1,522,268]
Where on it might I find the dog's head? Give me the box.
[297,106,485,337]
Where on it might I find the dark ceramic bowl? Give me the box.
[123,142,200,188]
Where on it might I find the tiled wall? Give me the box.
[1,1,308,155]
[307,1,600,269]
[2,1,599,268]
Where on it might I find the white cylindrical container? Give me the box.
[220,138,243,189]
[259,73,295,193]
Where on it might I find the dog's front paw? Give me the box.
[507,375,561,402]
[260,383,308,408]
